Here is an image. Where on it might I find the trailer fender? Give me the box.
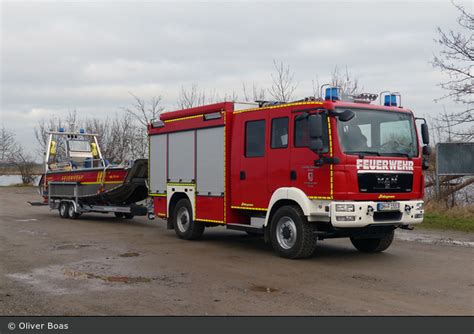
[264,187,330,226]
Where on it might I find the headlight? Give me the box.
[416,202,424,210]
[335,204,355,212]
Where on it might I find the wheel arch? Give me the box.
[263,187,314,243]
[264,188,314,226]
[167,192,192,229]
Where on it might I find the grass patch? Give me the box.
[421,211,474,233]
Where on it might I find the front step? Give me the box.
[226,223,264,234]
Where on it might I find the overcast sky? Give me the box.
[1,1,470,156]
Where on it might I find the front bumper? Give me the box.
[330,200,424,228]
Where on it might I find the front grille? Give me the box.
[358,173,413,193]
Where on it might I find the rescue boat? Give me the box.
[37,128,148,212]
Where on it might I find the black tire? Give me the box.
[270,205,317,259]
[173,198,204,240]
[350,230,394,253]
[124,213,134,219]
[114,212,124,218]
[67,203,80,219]
[59,202,70,219]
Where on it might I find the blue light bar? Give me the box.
[384,94,397,107]
[79,128,85,134]
[59,127,65,132]
[325,87,339,101]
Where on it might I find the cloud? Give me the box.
[0,1,469,155]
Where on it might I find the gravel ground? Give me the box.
[1,187,472,315]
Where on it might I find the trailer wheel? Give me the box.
[67,203,80,219]
[173,198,204,240]
[114,212,124,218]
[270,205,317,259]
[350,230,394,253]
[59,202,70,219]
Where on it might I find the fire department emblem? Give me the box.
[307,171,314,182]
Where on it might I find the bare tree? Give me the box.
[35,109,147,164]
[242,83,266,102]
[0,126,20,162]
[432,2,473,140]
[268,60,297,102]
[34,110,79,161]
[124,93,164,127]
[0,126,36,184]
[331,66,362,96]
[13,149,36,185]
[424,108,473,207]
[177,84,207,109]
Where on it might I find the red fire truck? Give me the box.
[148,87,430,258]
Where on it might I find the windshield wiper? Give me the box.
[383,152,412,158]
[345,151,381,157]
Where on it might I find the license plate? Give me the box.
[377,202,400,211]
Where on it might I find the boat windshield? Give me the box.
[337,109,418,157]
[68,140,91,152]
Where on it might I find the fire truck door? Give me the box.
[290,113,332,199]
[235,113,268,209]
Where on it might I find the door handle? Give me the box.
[240,171,246,180]
[290,170,297,180]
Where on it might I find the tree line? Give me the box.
[1,2,471,207]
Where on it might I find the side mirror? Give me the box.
[309,114,324,155]
[309,114,323,138]
[421,123,429,145]
[310,138,324,152]
[422,145,432,156]
[338,109,355,122]
[422,158,430,170]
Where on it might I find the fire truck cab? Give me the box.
[148,88,430,259]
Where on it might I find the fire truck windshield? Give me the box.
[337,109,418,158]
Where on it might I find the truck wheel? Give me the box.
[350,230,394,253]
[270,205,317,259]
[67,203,80,219]
[59,202,70,219]
[173,198,204,240]
[114,212,124,218]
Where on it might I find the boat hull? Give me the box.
[40,159,148,205]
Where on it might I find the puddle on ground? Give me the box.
[64,269,151,284]
[250,285,279,293]
[119,252,140,257]
[54,244,91,250]
[18,230,48,236]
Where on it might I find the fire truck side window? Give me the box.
[245,120,266,157]
[271,117,289,149]
[294,115,329,152]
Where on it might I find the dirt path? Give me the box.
[0,187,472,315]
